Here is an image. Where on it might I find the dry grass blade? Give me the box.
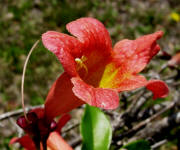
[21,40,40,122]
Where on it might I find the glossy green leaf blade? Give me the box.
[120,139,151,150]
[81,105,112,150]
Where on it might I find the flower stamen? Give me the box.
[75,56,88,77]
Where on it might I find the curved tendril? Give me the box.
[21,40,40,122]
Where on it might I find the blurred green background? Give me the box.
[0,0,180,149]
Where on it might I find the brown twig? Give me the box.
[113,90,149,131]
[0,105,43,121]
[69,136,82,148]
[151,139,167,150]
[62,122,80,133]
[128,110,180,143]
[137,101,171,120]
[127,101,175,135]
[113,101,175,141]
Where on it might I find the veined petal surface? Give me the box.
[45,73,84,120]
[10,135,36,150]
[66,17,112,53]
[113,31,163,73]
[71,77,119,109]
[146,80,169,99]
[47,132,73,150]
[42,31,82,77]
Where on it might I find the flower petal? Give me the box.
[56,114,71,133]
[42,31,82,77]
[47,132,73,150]
[116,75,147,91]
[10,135,36,150]
[71,77,119,109]
[98,62,168,99]
[168,52,180,67]
[45,73,84,120]
[98,62,147,90]
[66,17,112,54]
[113,31,163,74]
[42,31,82,58]
[146,80,169,99]
[30,108,45,119]
[66,18,113,87]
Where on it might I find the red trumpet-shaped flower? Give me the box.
[10,108,73,150]
[42,17,169,119]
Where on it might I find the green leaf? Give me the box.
[80,105,112,150]
[120,139,151,150]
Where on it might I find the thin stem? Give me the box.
[21,40,40,122]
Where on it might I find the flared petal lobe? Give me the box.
[98,31,164,90]
[146,80,169,99]
[45,73,84,120]
[42,31,82,58]
[10,135,36,150]
[47,132,73,150]
[66,17,112,54]
[42,31,82,77]
[115,75,147,91]
[98,62,147,90]
[71,77,119,109]
[113,31,163,74]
